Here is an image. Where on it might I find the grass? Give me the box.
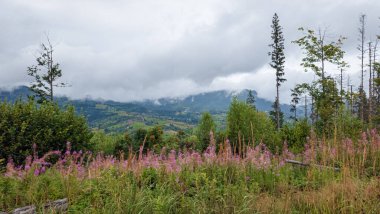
[1,131,380,213]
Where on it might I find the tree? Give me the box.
[373,59,380,126]
[269,102,284,127]
[146,126,164,152]
[27,37,66,103]
[196,112,216,151]
[357,14,366,122]
[246,89,256,109]
[268,13,286,131]
[372,39,379,126]
[368,42,373,126]
[114,132,133,157]
[227,98,279,152]
[290,88,300,122]
[293,28,347,89]
[293,27,347,136]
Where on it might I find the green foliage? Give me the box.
[91,131,122,155]
[269,101,284,127]
[0,100,93,165]
[227,98,279,151]
[292,28,347,78]
[196,112,216,151]
[114,132,133,156]
[374,62,380,127]
[280,119,311,152]
[293,28,347,136]
[146,126,164,152]
[331,107,363,140]
[3,162,380,213]
[180,135,199,150]
[269,13,286,82]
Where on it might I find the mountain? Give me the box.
[0,86,298,133]
[143,89,291,114]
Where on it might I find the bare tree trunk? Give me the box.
[304,95,307,120]
[276,83,280,130]
[374,40,378,116]
[369,42,372,126]
[319,29,326,94]
[359,14,366,122]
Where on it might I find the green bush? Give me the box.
[91,131,123,156]
[0,100,93,165]
[280,119,311,152]
[195,112,216,151]
[227,98,280,151]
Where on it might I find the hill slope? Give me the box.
[0,86,296,133]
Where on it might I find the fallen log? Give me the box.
[285,159,340,172]
[0,198,68,214]
[44,198,68,213]
[12,205,36,214]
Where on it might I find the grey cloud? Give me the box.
[0,0,379,103]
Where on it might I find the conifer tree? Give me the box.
[268,13,286,131]
[290,88,300,122]
[246,89,256,109]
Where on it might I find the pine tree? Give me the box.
[268,13,286,131]
[290,88,300,122]
[246,89,256,109]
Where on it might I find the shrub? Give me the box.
[91,130,122,155]
[195,112,216,151]
[280,119,311,153]
[0,100,93,165]
[227,98,280,151]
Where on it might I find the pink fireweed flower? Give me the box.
[303,143,313,164]
[203,145,216,162]
[34,169,40,176]
[281,142,295,160]
[342,138,354,155]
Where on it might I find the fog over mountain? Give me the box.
[0,86,302,132]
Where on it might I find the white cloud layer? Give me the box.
[0,0,379,103]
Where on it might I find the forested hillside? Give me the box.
[0,86,295,132]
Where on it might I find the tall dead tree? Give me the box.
[369,42,373,125]
[357,14,366,122]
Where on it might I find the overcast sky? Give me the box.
[0,0,379,103]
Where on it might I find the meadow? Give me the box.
[1,131,380,213]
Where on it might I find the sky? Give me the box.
[0,0,379,103]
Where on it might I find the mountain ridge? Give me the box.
[0,86,297,133]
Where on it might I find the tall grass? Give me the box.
[1,130,380,213]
